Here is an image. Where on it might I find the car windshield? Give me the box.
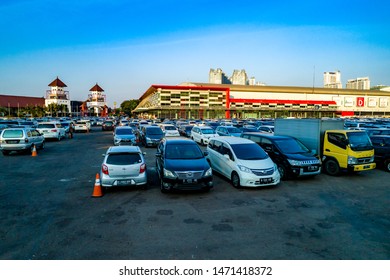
[185,126,193,131]
[116,128,134,135]
[227,127,242,133]
[147,128,163,135]
[164,126,176,131]
[2,130,23,138]
[274,138,310,154]
[230,143,268,160]
[201,129,215,134]
[106,153,141,165]
[165,144,204,159]
[347,131,373,151]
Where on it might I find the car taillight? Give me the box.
[51,129,58,132]
[140,163,146,173]
[102,164,109,175]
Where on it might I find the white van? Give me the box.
[191,126,218,145]
[206,136,280,188]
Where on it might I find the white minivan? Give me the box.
[206,136,280,188]
[191,126,218,146]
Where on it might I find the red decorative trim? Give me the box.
[229,98,337,105]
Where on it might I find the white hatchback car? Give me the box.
[74,120,91,132]
[191,126,218,146]
[206,137,280,188]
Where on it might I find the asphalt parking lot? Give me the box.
[0,127,389,260]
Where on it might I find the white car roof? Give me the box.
[211,136,253,145]
[106,145,141,154]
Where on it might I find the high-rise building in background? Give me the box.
[346,77,370,90]
[324,71,342,88]
[230,69,248,85]
[209,68,230,84]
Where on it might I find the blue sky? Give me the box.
[1,0,389,107]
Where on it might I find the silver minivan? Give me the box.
[0,127,45,155]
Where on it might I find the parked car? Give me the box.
[0,127,45,155]
[241,132,321,180]
[179,125,194,137]
[155,138,213,193]
[363,128,390,137]
[257,125,275,134]
[140,125,164,147]
[113,126,137,146]
[159,124,180,137]
[206,136,280,188]
[102,120,115,131]
[369,135,390,172]
[74,120,90,133]
[215,126,242,137]
[36,121,66,141]
[191,126,218,146]
[100,146,147,189]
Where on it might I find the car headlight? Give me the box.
[348,156,358,165]
[146,137,151,142]
[204,167,212,177]
[369,156,375,163]
[287,159,301,166]
[163,168,177,179]
[238,165,252,173]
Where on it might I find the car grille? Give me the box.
[357,157,373,164]
[176,171,204,180]
[298,160,321,165]
[251,167,274,176]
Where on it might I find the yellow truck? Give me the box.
[274,118,376,175]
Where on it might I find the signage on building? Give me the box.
[356,97,365,107]
[368,97,377,107]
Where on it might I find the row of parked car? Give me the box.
[99,117,390,194]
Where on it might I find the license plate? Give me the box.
[260,178,273,184]
[308,166,318,171]
[183,179,197,184]
[117,180,134,186]
[7,140,18,144]
[363,165,371,169]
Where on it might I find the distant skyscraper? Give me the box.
[209,68,230,84]
[230,69,248,85]
[324,71,342,88]
[346,77,370,90]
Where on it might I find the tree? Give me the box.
[120,99,140,116]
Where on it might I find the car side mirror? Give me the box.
[223,154,230,160]
[203,151,209,156]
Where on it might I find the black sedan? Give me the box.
[155,138,213,193]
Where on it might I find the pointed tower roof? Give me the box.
[48,76,67,87]
[89,83,104,92]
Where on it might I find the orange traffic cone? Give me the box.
[31,145,37,157]
[91,173,103,198]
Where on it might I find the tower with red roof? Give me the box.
[45,77,71,114]
[86,83,107,117]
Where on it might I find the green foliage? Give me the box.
[120,99,140,116]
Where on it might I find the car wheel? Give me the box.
[40,141,45,150]
[385,159,390,172]
[201,139,204,145]
[324,159,340,176]
[57,134,61,141]
[231,172,241,188]
[160,180,171,193]
[278,164,288,180]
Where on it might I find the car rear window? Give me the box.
[2,130,24,138]
[38,124,55,128]
[106,153,141,165]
